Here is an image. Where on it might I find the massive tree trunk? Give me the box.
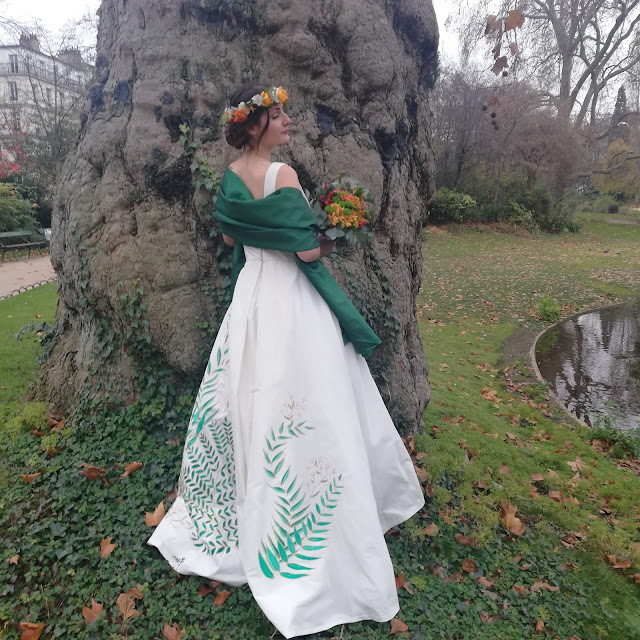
[36,0,438,432]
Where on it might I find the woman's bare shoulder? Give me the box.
[276,164,302,190]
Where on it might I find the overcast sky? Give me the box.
[1,0,459,59]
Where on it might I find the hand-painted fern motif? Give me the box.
[259,420,343,580]
[179,320,237,555]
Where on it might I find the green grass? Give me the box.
[1,217,640,639]
[0,283,57,405]
[415,213,640,638]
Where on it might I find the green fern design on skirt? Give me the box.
[258,420,343,580]
[180,327,238,555]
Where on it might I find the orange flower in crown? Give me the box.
[220,85,290,125]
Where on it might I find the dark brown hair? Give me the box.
[224,83,270,150]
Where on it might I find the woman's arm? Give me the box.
[222,233,235,247]
[276,165,335,262]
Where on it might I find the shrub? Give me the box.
[504,199,533,226]
[430,188,478,224]
[538,295,561,322]
[0,182,38,232]
[608,203,619,214]
[565,221,581,233]
[592,194,618,213]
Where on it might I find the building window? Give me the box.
[9,54,18,73]
[8,81,18,101]
[46,88,52,104]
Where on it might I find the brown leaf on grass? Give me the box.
[82,599,104,624]
[567,458,588,472]
[198,581,221,597]
[632,573,640,584]
[20,473,42,483]
[9,554,19,564]
[530,486,539,498]
[477,576,494,588]
[100,537,116,558]
[512,584,528,594]
[499,503,525,536]
[395,572,405,589]
[531,473,544,482]
[79,463,108,486]
[535,619,545,633]
[31,430,45,437]
[462,559,477,573]
[120,461,143,478]
[163,622,183,640]
[19,622,45,640]
[548,490,564,502]
[414,465,429,483]
[423,523,439,536]
[424,485,435,498]
[145,501,165,527]
[498,463,511,475]
[481,388,500,402]
[390,617,409,634]
[127,585,144,599]
[455,533,474,546]
[506,432,518,440]
[416,452,427,461]
[547,469,559,478]
[531,579,559,592]
[213,589,231,607]
[50,419,66,433]
[607,554,631,570]
[116,593,142,620]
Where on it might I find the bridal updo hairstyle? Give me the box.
[225,83,271,150]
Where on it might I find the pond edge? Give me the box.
[528,301,630,429]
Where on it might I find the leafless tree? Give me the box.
[455,0,640,127]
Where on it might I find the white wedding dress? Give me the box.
[148,162,424,638]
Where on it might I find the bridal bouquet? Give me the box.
[313,175,374,246]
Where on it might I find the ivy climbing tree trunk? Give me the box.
[34,0,438,433]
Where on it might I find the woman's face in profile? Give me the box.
[252,104,291,148]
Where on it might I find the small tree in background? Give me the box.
[592,138,640,199]
[610,86,630,144]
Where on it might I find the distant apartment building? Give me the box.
[0,33,93,154]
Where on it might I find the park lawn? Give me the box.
[2,215,640,639]
[0,282,57,406]
[414,211,640,638]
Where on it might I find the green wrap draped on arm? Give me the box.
[214,169,381,358]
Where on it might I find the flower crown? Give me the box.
[220,86,289,125]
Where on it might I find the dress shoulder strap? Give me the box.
[264,162,286,197]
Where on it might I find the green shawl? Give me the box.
[214,168,381,358]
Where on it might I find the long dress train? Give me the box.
[148,162,425,639]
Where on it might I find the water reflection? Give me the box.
[535,304,640,431]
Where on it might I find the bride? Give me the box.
[148,83,424,639]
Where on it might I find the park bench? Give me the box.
[0,229,49,261]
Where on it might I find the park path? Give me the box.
[0,255,56,298]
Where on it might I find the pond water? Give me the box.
[535,303,640,431]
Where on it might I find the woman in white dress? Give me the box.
[148,83,424,639]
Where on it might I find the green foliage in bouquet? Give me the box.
[312,175,374,246]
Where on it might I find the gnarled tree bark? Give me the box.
[35,0,438,432]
